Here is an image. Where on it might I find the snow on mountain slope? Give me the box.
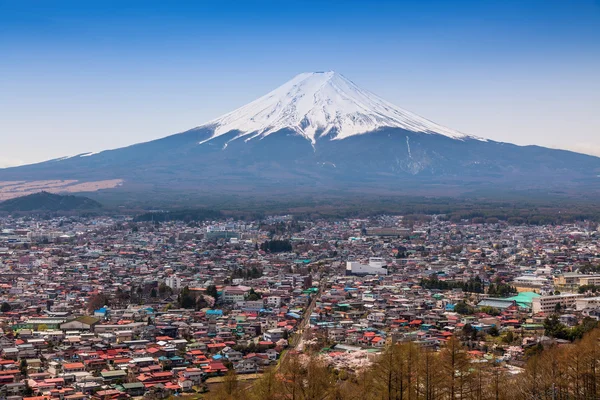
[198,71,481,145]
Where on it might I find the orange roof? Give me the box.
[63,363,85,369]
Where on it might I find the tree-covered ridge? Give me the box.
[0,191,101,212]
[133,208,222,222]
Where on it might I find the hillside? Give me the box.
[0,191,102,212]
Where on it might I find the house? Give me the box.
[2,382,27,397]
[223,349,243,362]
[235,359,259,373]
[178,377,194,391]
[60,316,100,332]
[100,370,127,383]
[265,348,279,361]
[62,362,86,374]
[179,368,204,385]
[121,382,146,396]
[263,328,284,342]
[92,389,128,400]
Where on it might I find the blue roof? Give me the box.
[206,309,223,316]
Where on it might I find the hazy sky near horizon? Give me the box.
[1,0,599,167]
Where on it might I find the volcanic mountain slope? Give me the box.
[1,71,599,194]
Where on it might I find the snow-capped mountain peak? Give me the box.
[199,71,479,144]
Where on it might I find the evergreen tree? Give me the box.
[178,286,195,309]
[19,359,27,377]
[207,285,219,301]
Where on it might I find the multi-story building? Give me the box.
[575,296,600,311]
[165,275,182,291]
[222,286,251,303]
[346,257,388,276]
[532,293,583,313]
[554,273,600,287]
[266,296,281,308]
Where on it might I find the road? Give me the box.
[277,281,324,367]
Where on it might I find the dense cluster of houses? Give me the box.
[0,214,598,398]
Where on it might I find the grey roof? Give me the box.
[477,298,516,309]
[123,382,145,389]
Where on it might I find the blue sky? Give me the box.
[1,0,599,166]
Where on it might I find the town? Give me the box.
[0,213,599,399]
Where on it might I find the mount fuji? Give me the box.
[200,71,477,144]
[1,71,599,198]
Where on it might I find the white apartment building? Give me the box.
[222,286,251,303]
[575,297,600,311]
[266,296,281,308]
[532,293,583,313]
[346,257,388,276]
[165,275,182,291]
[512,275,549,287]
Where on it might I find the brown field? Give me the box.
[0,179,123,200]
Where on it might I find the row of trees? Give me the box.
[232,266,262,280]
[210,328,600,400]
[177,285,219,310]
[260,240,293,253]
[543,315,598,341]
[419,276,516,297]
[486,280,517,297]
[579,264,600,274]
[419,276,485,294]
[578,284,600,294]
[133,208,222,223]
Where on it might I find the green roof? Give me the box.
[506,292,541,308]
[101,370,127,378]
[522,324,544,329]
